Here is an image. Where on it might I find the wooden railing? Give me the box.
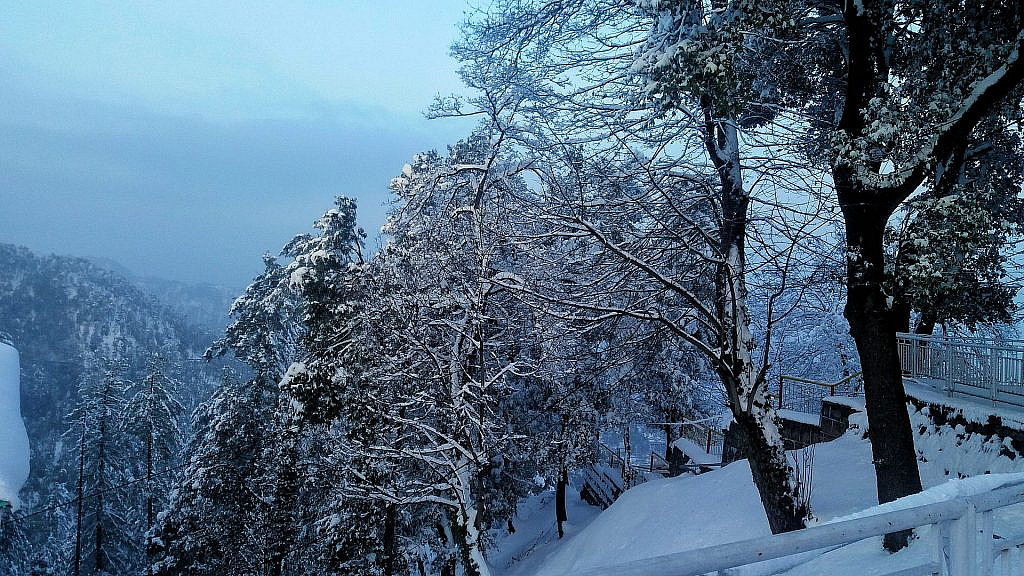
[676,418,725,457]
[567,478,1024,576]
[897,332,1024,408]
[777,371,864,413]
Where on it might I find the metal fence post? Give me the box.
[945,338,955,397]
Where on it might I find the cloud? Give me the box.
[0,86,473,286]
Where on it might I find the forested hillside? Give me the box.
[0,243,223,574]
[1,0,1022,574]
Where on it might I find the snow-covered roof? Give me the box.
[777,409,820,427]
[0,343,29,509]
[822,395,866,411]
[670,437,718,466]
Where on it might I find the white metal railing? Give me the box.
[566,479,1024,576]
[897,333,1024,408]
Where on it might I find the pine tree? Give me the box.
[149,368,272,576]
[68,352,134,576]
[123,354,183,576]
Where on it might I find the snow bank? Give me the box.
[496,394,1024,576]
[531,461,771,575]
[905,379,1024,428]
[0,343,30,509]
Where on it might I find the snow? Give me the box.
[670,437,719,466]
[525,462,770,575]
[0,343,30,509]
[822,395,866,411]
[490,487,601,576]
[905,378,1024,427]
[777,409,820,427]
[492,398,1024,576]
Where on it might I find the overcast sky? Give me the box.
[0,1,475,287]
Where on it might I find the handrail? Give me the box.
[566,479,1024,576]
[780,371,863,389]
[897,332,1024,408]
[649,451,669,473]
[777,371,863,412]
[899,332,1024,354]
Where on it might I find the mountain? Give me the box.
[0,243,225,567]
[86,256,239,338]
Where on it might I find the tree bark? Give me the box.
[382,503,397,576]
[915,311,937,337]
[707,116,806,534]
[555,466,568,539]
[838,181,923,551]
[731,412,807,533]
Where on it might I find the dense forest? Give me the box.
[0,243,227,574]
[2,0,1024,575]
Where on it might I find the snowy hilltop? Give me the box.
[0,343,29,509]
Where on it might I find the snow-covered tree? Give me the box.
[326,133,540,575]
[639,0,1024,550]
[123,353,183,575]
[451,0,851,533]
[69,353,135,576]
[206,253,303,382]
[149,368,272,576]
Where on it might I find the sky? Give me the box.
[0,1,476,287]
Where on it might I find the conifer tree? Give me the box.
[123,353,183,575]
[150,368,272,576]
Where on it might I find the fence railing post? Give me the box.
[989,349,999,405]
[945,338,955,397]
[938,519,952,575]
[950,502,977,576]
[979,509,994,576]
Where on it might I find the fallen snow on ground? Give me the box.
[905,379,1024,428]
[493,401,1024,575]
[0,343,29,508]
[489,485,601,576]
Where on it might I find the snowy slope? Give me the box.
[498,405,1024,576]
[0,343,30,508]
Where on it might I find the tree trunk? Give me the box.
[555,466,568,539]
[839,185,923,551]
[915,310,937,336]
[451,510,487,576]
[145,396,154,576]
[95,383,109,575]
[664,410,678,462]
[382,503,397,576]
[731,411,807,533]
[708,117,806,534]
[73,418,86,576]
